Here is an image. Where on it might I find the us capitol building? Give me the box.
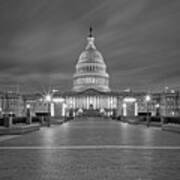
[63,27,118,116]
[0,28,180,118]
[51,27,179,118]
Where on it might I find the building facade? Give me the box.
[0,91,25,117]
[0,29,179,119]
[52,28,180,118]
[59,28,117,116]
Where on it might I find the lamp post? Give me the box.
[155,103,160,117]
[45,94,52,127]
[145,95,151,127]
[26,104,31,124]
[7,111,13,128]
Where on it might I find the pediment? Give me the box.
[78,88,106,95]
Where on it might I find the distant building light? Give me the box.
[122,103,127,108]
[171,90,175,93]
[78,108,83,113]
[53,98,65,103]
[155,104,160,108]
[26,104,30,109]
[45,94,51,102]
[100,108,105,113]
[145,95,151,102]
[123,97,136,103]
[123,88,131,92]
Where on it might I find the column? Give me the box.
[99,96,101,109]
[123,103,127,116]
[87,96,89,109]
[93,96,95,109]
[107,96,110,109]
[82,97,84,109]
[74,97,76,109]
[135,102,138,116]
[86,96,88,109]
[95,96,97,109]
[97,96,99,109]
[50,103,55,117]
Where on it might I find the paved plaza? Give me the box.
[0,118,180,180]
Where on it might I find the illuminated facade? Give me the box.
[62,28,117,116]
[0,92,25,117]
[54,28,180,117]
[0,30,179,118]
[17,29,180,118]
[0,89,179,118]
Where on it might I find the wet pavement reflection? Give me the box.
[0,118,180,180]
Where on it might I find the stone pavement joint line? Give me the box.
[0,135,20,142]
[0,145,180,150]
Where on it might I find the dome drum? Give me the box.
[73,73,109,79]
[76,64,106,75]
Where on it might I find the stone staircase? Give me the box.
[82,109,101,117]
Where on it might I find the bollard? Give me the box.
[26,106,31,124]
[161,116,164,128]
[9,115,13,127]
[41,116,44,125]
[4,115,13,128]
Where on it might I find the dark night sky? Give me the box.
[0,0,180,93]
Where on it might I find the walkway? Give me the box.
[0,118,180,180]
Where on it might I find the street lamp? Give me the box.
[155,103,160,117]
[26,104,31,109]
[45,94,52,127]
[145,95,151,127]
[45,94,51,102]
[145,95,151,102]
[26,104,31,124]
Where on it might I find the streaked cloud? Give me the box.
[0,0,179,92]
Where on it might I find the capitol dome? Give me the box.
[78,39,105,64]
[72,27,110,92]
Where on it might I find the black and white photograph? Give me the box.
[0,0,180,179]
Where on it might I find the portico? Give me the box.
[64,89,118,116]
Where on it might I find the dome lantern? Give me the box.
[89,26,93,37]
